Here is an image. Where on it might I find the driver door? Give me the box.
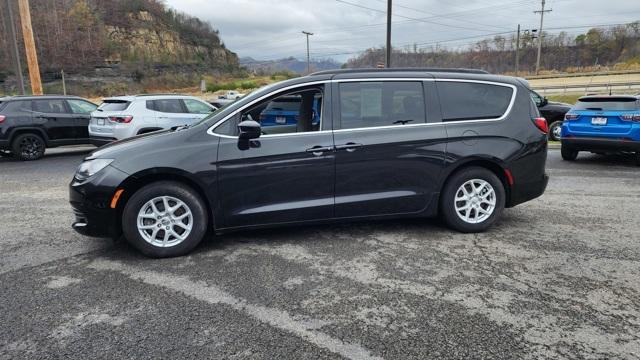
[215,84,335,228]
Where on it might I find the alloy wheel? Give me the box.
[19,136,43,158]
[137,196,193,247]
[454,179,496,224]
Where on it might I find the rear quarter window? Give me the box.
[98,100,131,111]
[437,81,513,121]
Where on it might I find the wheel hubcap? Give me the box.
[454,179,496,224]
[552,125,562,139]
[137,196,193,248]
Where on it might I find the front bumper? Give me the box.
[69,165,129,238]
[0,139,10,149]
[561,137,640,152]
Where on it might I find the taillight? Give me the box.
[533,117,548,134]
[108,115,133,124]
[621,114,640,122]
[564,113,578,121]
[0,115,5,123]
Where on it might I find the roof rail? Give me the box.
[134,93,183,97]
[310,67,490,76]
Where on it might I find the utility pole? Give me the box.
[17,0,42,95]
[5,0,25,94]
[534,0,552,75]
[61,69,66,95]
[385,0,392,68]
[515,24,520,76]
[302,31,313,74]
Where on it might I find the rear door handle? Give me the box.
[306,145,334,156]
[335,142,363,152]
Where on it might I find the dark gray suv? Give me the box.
[70,68,549,257]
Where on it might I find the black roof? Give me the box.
[310,67,489,76]
[0,95,86,101]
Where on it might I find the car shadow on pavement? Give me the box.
[572,152,639,167]
[100,217,449,260]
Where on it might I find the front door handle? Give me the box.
[306,145,333,156]
[335,142,363,152]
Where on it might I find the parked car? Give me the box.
[529,90,571,141]
[560,95,640,164]
[208,97,235,108]
[0,95,98,160]
[70,68,549,257]
[222,90,244,100]
[88,94,216,146]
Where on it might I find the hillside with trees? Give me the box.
[345,22,640,75]
[0,0,240,95]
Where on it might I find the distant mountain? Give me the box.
[240,57,342,74]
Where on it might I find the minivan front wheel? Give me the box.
[441,167,505,233]
[122,181,208,258]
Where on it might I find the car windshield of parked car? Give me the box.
[573,97,639,111]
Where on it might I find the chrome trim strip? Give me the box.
[207,78,518,138]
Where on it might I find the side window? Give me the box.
[4,100,32,112]
[33,99,68,114]
[152,99,185,113]
[146,100,157,111]
[241,86,323,135]
[338,81,425,129]
[437,82,513,122]
[183,99,214,114]
[67,99,98,114]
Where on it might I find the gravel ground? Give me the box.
[1,146,639,359]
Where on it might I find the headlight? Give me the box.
[75,159,113,181]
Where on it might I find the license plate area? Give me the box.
[275,116,286,124]
[591,117,607,125]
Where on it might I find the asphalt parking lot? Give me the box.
[1,147,639,359]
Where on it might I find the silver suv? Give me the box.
[89,94,216,146]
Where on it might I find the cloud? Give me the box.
[165,0,640,62]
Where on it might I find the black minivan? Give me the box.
[70,69,549,257]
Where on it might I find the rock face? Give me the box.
[102,10,238,70]
[0,0,239,77]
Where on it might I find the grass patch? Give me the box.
[546,93,581,105]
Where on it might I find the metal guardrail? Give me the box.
[534,81,640,95]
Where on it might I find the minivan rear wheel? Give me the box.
[561,145,578,161]
[440,167,505,233]
[122,181,208,258]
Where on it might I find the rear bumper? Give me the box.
[561,137,640,152]
[90,136,117,147]
[508,173,549,208]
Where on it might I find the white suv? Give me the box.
[89,94,216,146]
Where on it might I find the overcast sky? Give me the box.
[164,0,640,62]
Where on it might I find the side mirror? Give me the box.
[238,120,261,140]
[541,97,549,107]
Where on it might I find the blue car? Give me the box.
[561,95,640,164]
[258,95,320,134]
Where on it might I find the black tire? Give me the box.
[122,181,208,258]
[548,120,562,141]
[11,133,46,161]
[561,145,578,161]
[440,167,505,233]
